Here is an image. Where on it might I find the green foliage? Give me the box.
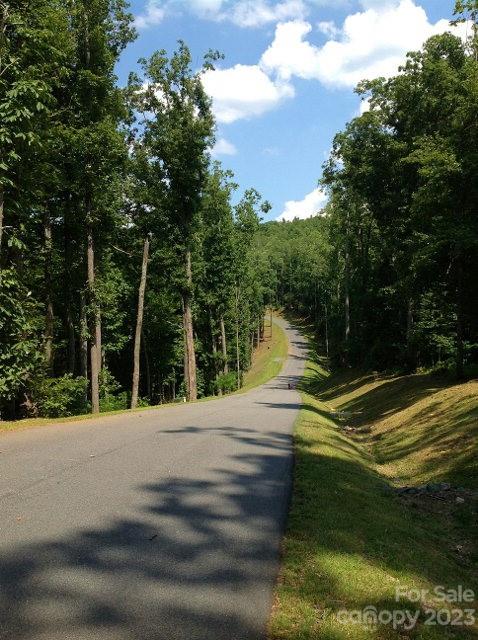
[254,27,478,379]
[2,0,477,424]
[214,372,237,394]
[35,375,89,418]
[0,269,43,407]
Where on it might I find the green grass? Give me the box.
[241,317,288,391]
[0,317,288,434]
[0,402,171,434]
[269,356,478,640]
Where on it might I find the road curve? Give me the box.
[0,318,307,640]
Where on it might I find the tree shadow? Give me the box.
[1,430,476,640]
[161,425,293,451]
[275,444,478,639]
[0,447,295,640]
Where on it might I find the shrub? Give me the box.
[35,375,89,418]
[214,371,238,394]
[100,391,129,412]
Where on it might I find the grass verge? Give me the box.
[0,317,288,434]
[241,318,288,392]
[269,354,478,639]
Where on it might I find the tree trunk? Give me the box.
[456,259,465,379]
[87,224,100,413]
[209,312,220,395]
[66,308,76,374]
[220,315,228,374]
[182,249,197,401]
[235,288,240,390]
[131,236,149,409]
[44,210,54,371]
[344,254,350,346]
[182,299,189,400]
[80,292,88,380]
[343,242,351,369]
[324,301,329,358]
[64,201,76,374]
[406,298,415,371]
[142,328,151,402]
[96,315,102,372]
[235,319,240,390]
[0,184,4,260]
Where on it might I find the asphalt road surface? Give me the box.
[0,318,307,640]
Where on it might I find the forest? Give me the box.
[259,0,478,377]
[1,0,477,421]
[0,0,271,420]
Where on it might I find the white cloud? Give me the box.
[189,0,225,17]
[229,0,307,28]
[261,20,319,81]
[211,137,238,156]
[202,63,294,123]
[277,187,327,221]
[134,0,306,29]
[137,0,469,127]
[359,0,398,8]
[260,1,467,89]
[317,20,340,38]
[134,0,166,29]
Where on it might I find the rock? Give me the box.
[455,496,465,504]
[439,483,451,491]
[426,483,442,492]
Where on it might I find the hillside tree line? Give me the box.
[258,1,478,378]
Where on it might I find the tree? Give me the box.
[131,42,218,401]
[67,0,135,412]
[131,234,150,409]
[200,163,237,382]
[232,189,268,388]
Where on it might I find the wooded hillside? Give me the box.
[1,0,477,421]
[0,1,269,420]
[258,1,478,377]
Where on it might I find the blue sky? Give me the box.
[117,0,461,221]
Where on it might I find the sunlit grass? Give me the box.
[241,318,288,391]
[269,359,478,640]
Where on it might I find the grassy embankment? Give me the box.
[0,317,288,434]
[270,328,478,640]
[241,317,288,391]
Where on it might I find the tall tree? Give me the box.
[131,42,217,401]
[131,234,150,409]
[68,0,135,411]
[200,163,237,380]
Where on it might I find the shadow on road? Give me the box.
[0,446,292,640]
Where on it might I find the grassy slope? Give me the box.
[269,353,478,639]
[0,318,288,434]
[241,318,288,391]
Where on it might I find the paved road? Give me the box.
[0,318,307,640]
